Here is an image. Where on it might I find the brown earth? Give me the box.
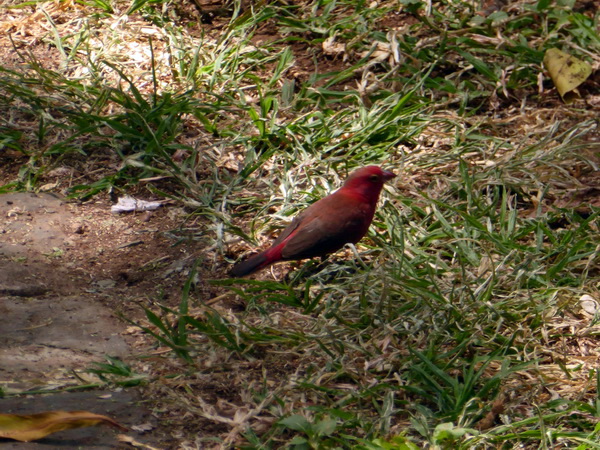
[0,191,202,447]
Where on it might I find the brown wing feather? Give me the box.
[279,192,374,260]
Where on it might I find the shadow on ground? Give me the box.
[0,192,193,448]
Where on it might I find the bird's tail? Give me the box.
[230,251,269,277]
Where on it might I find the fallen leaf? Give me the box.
[580,294,599,316]
[322,35,345,56]
[0,410,127,442]
[131,422,154,432]
[543,48,592,101]
[118,433,162,449]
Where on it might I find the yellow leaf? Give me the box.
[543,48,592,100]
[0,410,127,442]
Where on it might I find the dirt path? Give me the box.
[0,192,192,448]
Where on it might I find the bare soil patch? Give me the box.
[0,191,200,446]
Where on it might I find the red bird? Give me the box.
[230,166,396,277]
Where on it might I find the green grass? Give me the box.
[1,0,599,447]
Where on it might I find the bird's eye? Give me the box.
[369,174,380,182]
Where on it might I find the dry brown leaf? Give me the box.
[543,48,592,100]
[0,410,127,442]
[579,294,599,316]
[322,36,345,56]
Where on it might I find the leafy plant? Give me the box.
[87,356,147,387]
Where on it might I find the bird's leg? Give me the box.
[286,260,319,283]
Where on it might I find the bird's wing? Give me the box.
[278,194,372,260]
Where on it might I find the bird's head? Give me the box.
[341,166,396,201]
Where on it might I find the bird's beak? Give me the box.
[382,170,396,181]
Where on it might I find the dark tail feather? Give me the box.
[230,252,269,277]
